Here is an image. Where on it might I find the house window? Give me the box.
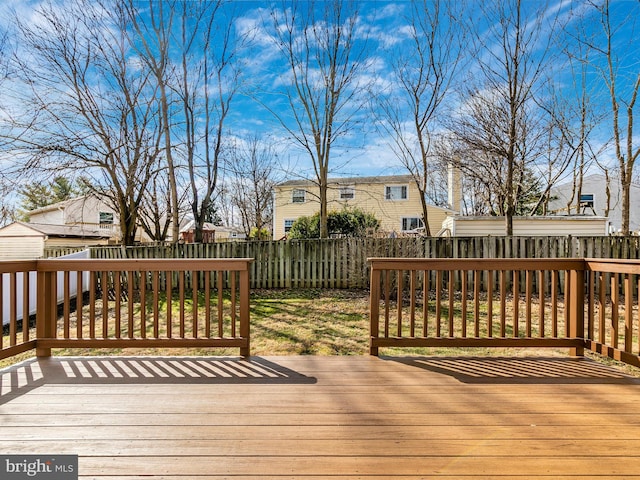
[579,194,595,209]
[385,185,408,200]
[402,217,424,232]
[340,186,355,200]
[99,212,114,225]
[284,219,295,233]
[292,189,306,203]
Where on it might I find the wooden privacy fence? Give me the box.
[369,257,640,369]
[1,258,252,360]
[86,236,640,290]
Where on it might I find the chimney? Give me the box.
[447,163,462,213]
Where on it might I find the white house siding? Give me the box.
[549,174,640,233]
[0,223,46,259]
[441,216,609,237]
[0,236,45,259]
[30,209,64,224]
[512,218,608,236]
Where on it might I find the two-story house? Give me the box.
[27,195,120,239]
[0,196,119,259]
[272,175,454,239]
[548,174,640,233]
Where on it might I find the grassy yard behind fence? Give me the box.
[2,289,639,376]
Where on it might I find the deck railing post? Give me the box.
[369,262,381,356]
[36,269,55,357]
[568,267,585,357]
[239,267,251,357]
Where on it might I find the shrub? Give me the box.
[249,227,271,240]
[288,208,380,239]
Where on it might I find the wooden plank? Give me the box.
[4,438,640,457]
[58,455,640,477]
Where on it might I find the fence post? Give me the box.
[568,266,585,357]
[36,269,55,358]
[369,261,381,356]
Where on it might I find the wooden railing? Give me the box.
[1,261,38,360]
[369,258,640,369]
[1,259,252,360]
[584,259,640,368]
[369,258,586,355]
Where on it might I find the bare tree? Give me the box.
[126,0,181,243]
[376,0,465,235]
[177,1,246,243]
[579,0,640,235]
[6,0,162,245]
[226,135,279,237]
[451,0,558,234]
[138,172,173,242]
[268,0,369,238]
[128,1,246,243]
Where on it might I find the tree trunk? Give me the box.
[319,180,328,238]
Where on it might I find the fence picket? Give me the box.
[85,236,639,290]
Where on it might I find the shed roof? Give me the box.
[1,222,111,239]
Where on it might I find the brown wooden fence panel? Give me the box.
[88,236,640,290]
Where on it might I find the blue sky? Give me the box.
[0,0,639,188]
[219,0,639,181]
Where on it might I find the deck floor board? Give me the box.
[1,355,639,479]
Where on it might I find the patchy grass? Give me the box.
[2,289,640,377]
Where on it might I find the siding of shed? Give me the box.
[44,237,108,248]
[452,219,506,236]
[0,237,45,259]
[444,217,609,237]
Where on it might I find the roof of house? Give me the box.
[179,220,217,233]
[276,175,415,187]
[12,222,111,238]
[27,195,94,215]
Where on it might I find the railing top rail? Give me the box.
[35,258,255,273]
[368,257,586,271]
[585,258,640,274]
[0,260,39,273]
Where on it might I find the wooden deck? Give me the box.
[1,355,640,479]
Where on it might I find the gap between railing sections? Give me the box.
[368,258,640,369]
[1,258,252,360]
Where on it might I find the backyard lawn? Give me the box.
[3,288,639,377]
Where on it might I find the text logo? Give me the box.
[0,455,78,479]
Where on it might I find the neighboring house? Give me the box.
[440,215,610,237]
[0,222,111,259]
[214,225,247,242]
[179,221,246,243]
[25,194,167,243]
[27,195,120,241]
[179,221,217,243]
[272,175,454,239]
[548,174,640,233]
